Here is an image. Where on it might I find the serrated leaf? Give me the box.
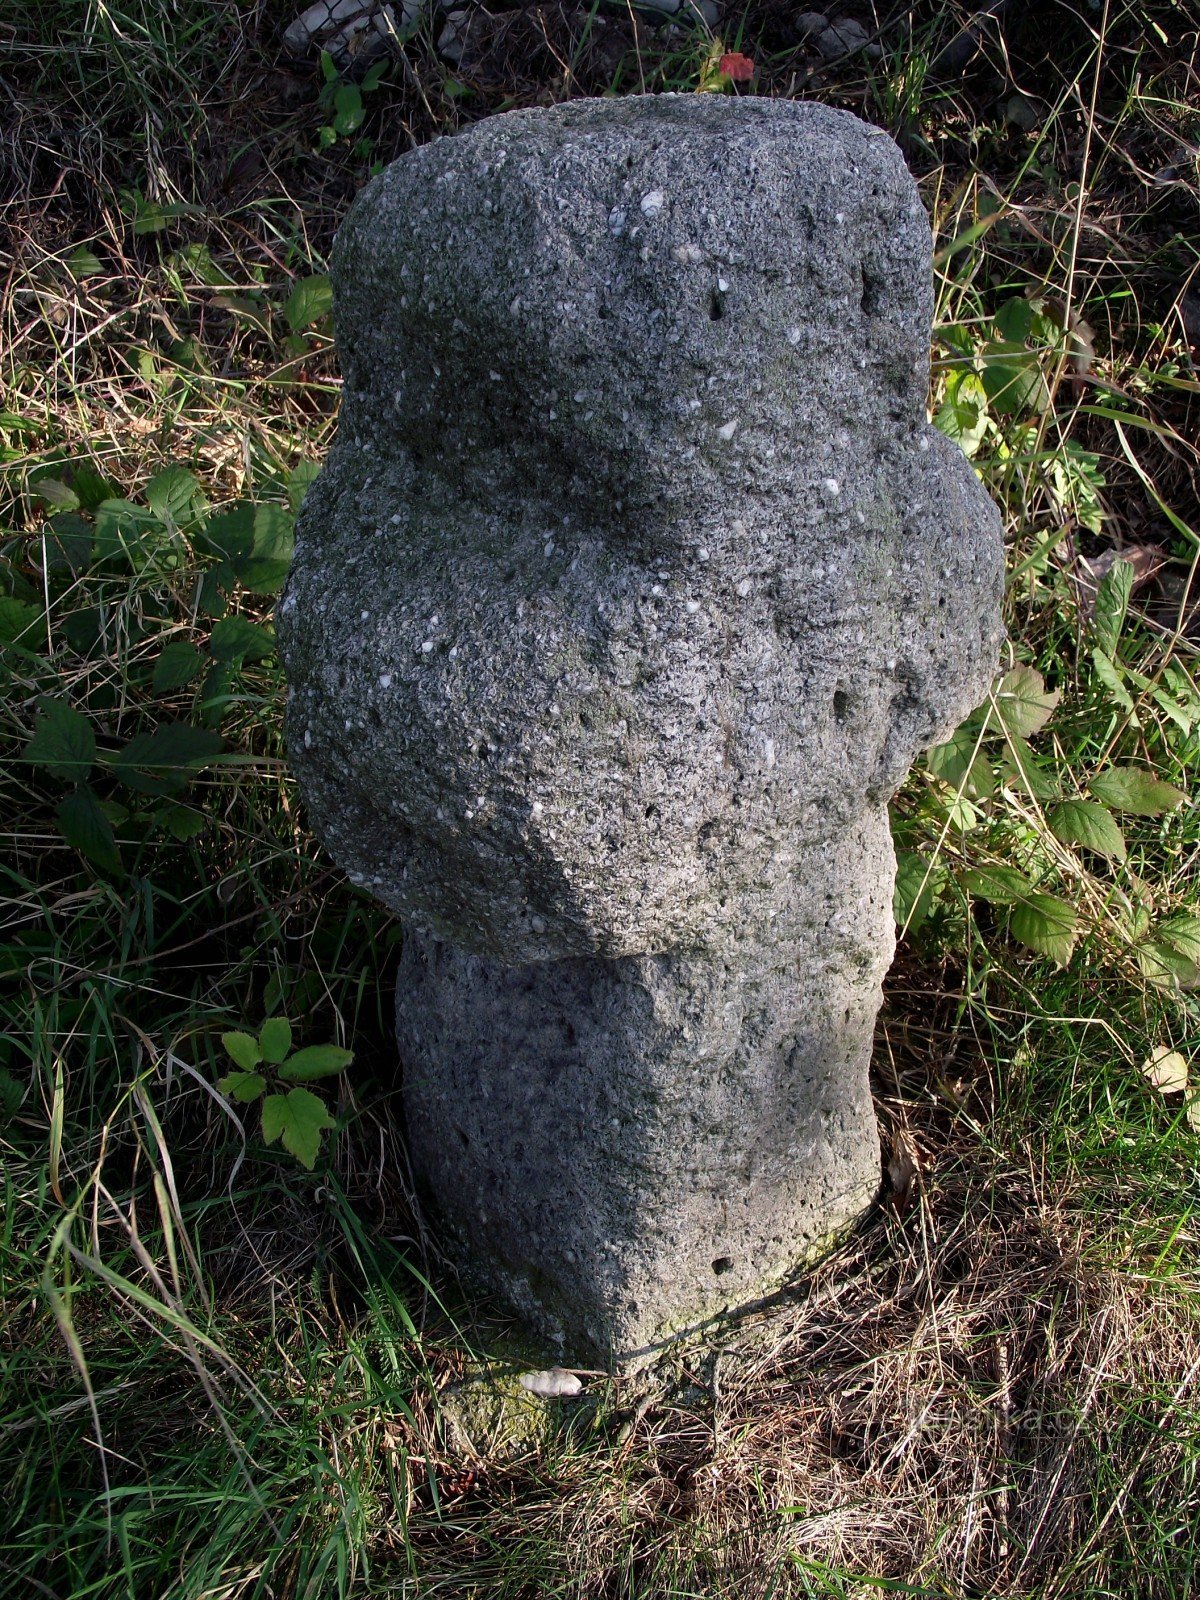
[893,851,945,935]
[1187,1093,1200,1134]
[57,785,121,873]
[210,614,274,664]
[33,476,80,509]
[1089,765,1187,818]
[934,369,990,459]
[152,639,204,692]
[221,1031,261,1071]
[146,465,203,526]
[1008,892,1079,967]
[1135,940,1199,992]
[163,805,206,841]
[1092,559,1133,658]
[261,1087,335,1170]
[283,273,333,333]
[67,244,104,279]
[1049,799,1127,861]
[200,502,256,564]
[288,461,321,513]
[992,665,1059,739]
[1155,915,1200,968]
[279,1045,354,1082]
[26,698,96,781]
[234,505,294,594]
[1141,1046,1189,1096]
[925,724,994,798]
[111,722,223,796]
[993,297,1034,343]
[960,863,1035,904]
[997,736,1061,800]
[218,1069,267,1103]
[1091,648,1136,716]
[0,597,41,647]
[259,1016,293,1064]
[979,341,1051,416]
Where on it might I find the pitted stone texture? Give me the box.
[278,95,1003,965]
[398,813,893,1362]
[277,94,1005,1361]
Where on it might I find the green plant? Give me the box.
[317,51,389,154]
[218,1017,353,1168]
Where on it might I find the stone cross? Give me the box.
[278,95,1004,1363]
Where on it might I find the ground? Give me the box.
[2,1,1199,1596]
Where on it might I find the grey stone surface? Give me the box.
[278,95,1004,1363]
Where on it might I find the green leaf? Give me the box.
[33,476,80,509]
[201,502,256,564]
[162,805,206,841]
[233,505,295,594]
[1008,892,1079,967]
[57,785,121,873]
[960,863,1035,904]
[26,698,96,781]
[1091,649,1136,716]
[288,461,321,513]
[1089,765,1187,818]
[146,465,203,526]
[218,1069,267,1103]
[0,1067,24,1123]
[283,274,333,333]
[979,341,1051,416]
[993,297,1034,344]
[261,1087,335,1170]
[93,497,164,570]
[1155,915,1200,969]
[111,722,223,796]
[210,293,271,335]
[279,1045,354,1082]
[221,1031,261,1071]
[1136,940,1199,992]
[1049,799,1127,861]
[67,244,104,280]
[152,640,204,692]
[933,369,990,459]
[991,665,1059,740]
[925,723,994,798]
[332,83,364,136]
[1092,559,1134,658]
[259,1016,293,1064]
[210,614,274,664]
[0,597,41,648]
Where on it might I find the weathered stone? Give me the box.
[278,95,1004,1364]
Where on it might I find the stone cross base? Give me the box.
[398,812,893,1361]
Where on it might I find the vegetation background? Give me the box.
[2,0,1199,1594]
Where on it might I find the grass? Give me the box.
[2,0,1199,1594]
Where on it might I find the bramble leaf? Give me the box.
[991,665,1059,740]
[57,785,121,873]
[1089,766,1187,818]
[221,1031,261,1071]
[1008,892,1079,967]
[26,698,96,781]
[1049,799,1127,861]
[218,1070,267,1104]
[259,1016,292,1064]
[279,1045,354,1082]
[261,1087,335,1169]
